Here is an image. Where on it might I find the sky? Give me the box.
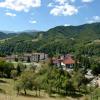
[0,0,100,31]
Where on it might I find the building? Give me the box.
[52,54,75,69]
[31,53,48,62]
[52,57,63,67]
[6,53,48,62]
[25,53,48,62]
[6,55,18,62]
[62,54,75,68]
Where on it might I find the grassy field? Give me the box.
[0,78,75,100]
[0,78,100,100]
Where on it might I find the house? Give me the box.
[52,54,75,69]
[52,57,63,67]
[62,54,75,68]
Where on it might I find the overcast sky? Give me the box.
[0,0,100,31]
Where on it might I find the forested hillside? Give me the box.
[0,22,100,57]
[0,32,17,39]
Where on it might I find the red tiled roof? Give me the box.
[52,54,75,65]
[63,56,75,64]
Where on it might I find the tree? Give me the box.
[15,71,34,95]
[4,62,14,78]
[15,58,18,62]
[91,61,100,75]
[11,70,17,80]
[16,63,26,76]
[0,61,14,78]
[27,56,31,63]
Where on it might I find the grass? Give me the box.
[0,78,100,100]
[0,94,71,100]
[0,37,12,43]
[9,61,32,67]
[0,78,15,95]
[10,61,41,68]
[90,88,100,100]
[0,78,72,100]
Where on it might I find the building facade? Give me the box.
[6,53,48,62]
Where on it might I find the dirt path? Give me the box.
[0,94,75,100]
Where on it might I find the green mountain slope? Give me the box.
[42,23,100,41]
[0,22,100,56]
[0,32,17,39]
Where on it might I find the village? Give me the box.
[1,52,99,88]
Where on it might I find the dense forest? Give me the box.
[0,22,100,58]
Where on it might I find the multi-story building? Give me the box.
[6,53,48,62]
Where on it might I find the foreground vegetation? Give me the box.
[0,58,100,100]
[0,78,100,100]
[0,78,68,100]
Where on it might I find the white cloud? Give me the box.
[82,0,93,3]
[5,12,16,17]
[50,3,78,16]
[49,0,78,16]
[93,16,100,20]
[29,20,37,24]
[0,0,41,12]
[71,0,75,2]
[64,24,70,26]
[87,16,100,23]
